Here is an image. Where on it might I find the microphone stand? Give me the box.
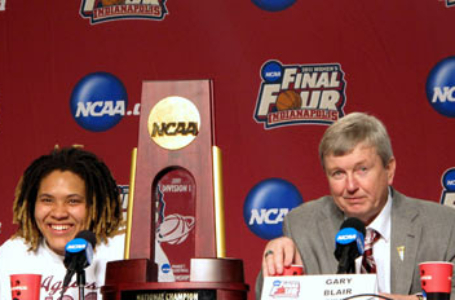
[337,247,356,274]
[77,270,86,300]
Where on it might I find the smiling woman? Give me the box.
[34,170,89,256]
[0,146,124,300]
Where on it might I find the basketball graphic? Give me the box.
[276,90,302,111]
[156,214,195,245]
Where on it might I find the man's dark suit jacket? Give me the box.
[256,188,455,299]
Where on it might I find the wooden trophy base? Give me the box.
[102,258,249,300]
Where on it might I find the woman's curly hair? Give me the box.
[12,146,123,250]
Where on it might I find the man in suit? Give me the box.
[258,112,455,300]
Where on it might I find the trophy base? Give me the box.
[102,258,249,300]
[190,258,245,283]
[105,258,158,285]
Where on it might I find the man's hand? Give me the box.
[262,236,303,277]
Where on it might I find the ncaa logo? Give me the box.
[440,168,455,208]
[161,263,171,274]
[65,238,88,253]
[70,72,128,132]
[262,61,283,82]
[335,228,358,245]
[426,57,455,118]
[251,0,296,12]
[442,168,455,192]
[243,178,303,240]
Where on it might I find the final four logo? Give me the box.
[80,0,168,24]
[254,60,347,129]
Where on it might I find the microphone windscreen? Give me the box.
[340,217,366,236]
[75,230,97,249]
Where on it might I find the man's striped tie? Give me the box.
[361,228,380,273]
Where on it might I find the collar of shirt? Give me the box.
[367,187,392,243]
[353,186,393,293]
[41,238,65,263]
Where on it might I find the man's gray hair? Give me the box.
[319,112,394,168]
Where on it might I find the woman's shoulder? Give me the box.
[0,237,37,272]
[100,232,125,249]
[95,232,125,261]
[0,237,30,255]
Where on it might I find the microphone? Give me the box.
[61,230,96,296]
[64,230,96,273]
[334,217,366,274]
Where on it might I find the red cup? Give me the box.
[279,265,304,276]
[10,274,42,300]
[419,261,453,300]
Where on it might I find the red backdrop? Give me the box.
[1,1,455,299]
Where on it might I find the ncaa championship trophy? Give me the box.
[102,80,249,300]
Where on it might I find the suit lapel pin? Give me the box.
[397,246,405,261]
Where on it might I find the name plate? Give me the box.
[261,274,377,300]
